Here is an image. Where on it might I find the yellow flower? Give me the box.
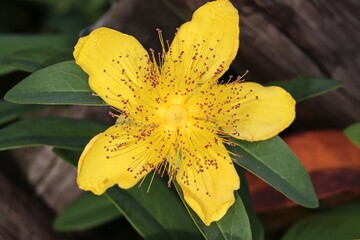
[74,0,295,226]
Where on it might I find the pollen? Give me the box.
[165,105,189,128]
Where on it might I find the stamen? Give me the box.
[98,24,250,198]
[156,28,166,56]
[108,111,118,118]
[235,70,249,83]
[149,48,160,76]
[146,170,158,193]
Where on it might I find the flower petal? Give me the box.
[162,0,239,100]
[176,126,240,226]
[188,82,296,141]
[74,27,156,113]
[77,122,164,195]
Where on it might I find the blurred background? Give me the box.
[0,0,359,239]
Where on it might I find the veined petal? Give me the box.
[74,27,157,113]
[161,0,239,100]
[77,122,164,195]
[188,82,296,141]
[176,126,240,226]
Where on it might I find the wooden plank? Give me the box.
[0,174,72,240]
[95,0,359,126]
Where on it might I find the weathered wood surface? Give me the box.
[6,0,360,237]
[97,0,360,127]
[11,105,110,212]
[5,106,110,238]
[0,174,72,240]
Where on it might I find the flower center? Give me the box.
[166,105,188,128]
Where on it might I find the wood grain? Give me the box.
[0,174,72,240]
[94,0,360,127]
[247,130,360,213]
[10,105,111,212]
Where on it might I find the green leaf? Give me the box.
[54,148,201,239]
[107,177,202,240]
[53,192,121,231]
[236,167,264,240]
[0,101,40,125]
[229,136,318,208]
[53,148,81,166]
[174,182,252,240]
[268,77,342,102]
[2,47,73,73]
[0,117,107,151]
[0,65,17,75]
[282,203,360,240]
[4,61,105,106]
[344,122,360,148]
[0,34,72,75]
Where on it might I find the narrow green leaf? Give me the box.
[4,61,105,106]
[174,182,252,240]
[0,101,40,125]
[106,187,173,240]
[282,203,360,240]
[53,149,125,231]
[235,167,264,240]
[2,47,73,73]
[0,34,72,75]
[53,138,260,239]
[53,192,121,231]
[54,148,202,239]
[216,193,252,240]
[53,148,81,166]
[0,65,17,75]
[230,136,318,208]
[0,34,71,56]
[268,77,342,102]
[0,117,107,151]
[107,177,202,240]
[344,122,360,148]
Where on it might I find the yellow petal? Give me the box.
[74,27,156,113]
[77,123,164,195]
[176,126,240,226]
[188,82,296,141]
[161,0,239,99]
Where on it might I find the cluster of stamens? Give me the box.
[99,28,258,194]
